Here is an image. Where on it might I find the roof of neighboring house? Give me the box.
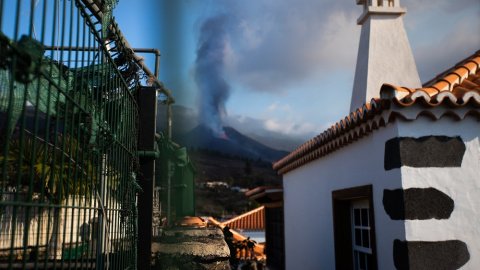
[273,50,480,175]
[221,206,265,231]
[246,186,283,206]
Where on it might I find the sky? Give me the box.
[115,0,480,141]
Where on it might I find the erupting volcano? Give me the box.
[194,15,231,140]
[177,124,289,162]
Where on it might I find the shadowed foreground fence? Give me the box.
[0,1,160,269]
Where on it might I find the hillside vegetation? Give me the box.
[189,147,282,218]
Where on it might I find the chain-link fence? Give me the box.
[0,1,155,269]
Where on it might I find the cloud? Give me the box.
[194,0,480,139]
[407,0,480,14]
[195,0,359,94]
[266,101,291,112]
[195,0,479,96]
[318,10,360,67]
[264,118,319,137]
[224,112,319,139]
[413,20,480,82]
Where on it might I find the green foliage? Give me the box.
[244,160,252,175]
[191,147,281,217]
[0,135,99,203]
[195,187,251,218]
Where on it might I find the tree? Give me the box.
[0,135,99,259]
[244,160,252,175]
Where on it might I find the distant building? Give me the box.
[273,0,480,269]
[200,181,229,188]
[231,186,249,192]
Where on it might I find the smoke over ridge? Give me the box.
[194,15,231,138]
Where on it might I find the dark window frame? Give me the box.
[332,185,378,270]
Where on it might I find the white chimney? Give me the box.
[350,0,421,112]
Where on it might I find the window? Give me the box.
[332,185,377,270]
[352,200,373,270]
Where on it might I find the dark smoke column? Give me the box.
[194,15,231,138]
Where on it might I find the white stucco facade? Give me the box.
[282,114,480,269]
[283,123,401,269]
[397,117,480,269]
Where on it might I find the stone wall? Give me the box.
[152,227,230,270]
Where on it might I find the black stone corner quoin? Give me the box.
[393,239,470,270]
[384,136,466,171]
[382,188,454,220]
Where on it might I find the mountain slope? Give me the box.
[177,124,289,162]
[156,104,312,153]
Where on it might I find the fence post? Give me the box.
[137,86,158,270]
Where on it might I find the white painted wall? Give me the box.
[0,194,125,257]
[397,116,480,270]
[283,123,404,270]
[283,115,480,269]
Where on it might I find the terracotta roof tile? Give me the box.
[273,51,480,175]
[388,54,480,106]
[221,206,265,231]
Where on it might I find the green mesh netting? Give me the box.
[101,0,119,38]
[0,69,24,136]
[0,33,125,151]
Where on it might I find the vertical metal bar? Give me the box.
[42,0,58,266]
[166,102,172,228]
[40,0,47,44]
[6,2,22,267]
[137,86,157,270]
[13,0,21,40]
[154,53,160,80]
[57,2,69,269]
[0,0,4,29]
[66,3,78,268]
[22,1,41,267]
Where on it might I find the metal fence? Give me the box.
[0,0,156,269]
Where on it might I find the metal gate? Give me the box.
[0,1,164,269]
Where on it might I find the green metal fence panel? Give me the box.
[0,1,144,269]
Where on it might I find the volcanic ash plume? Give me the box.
[194,15,231,139]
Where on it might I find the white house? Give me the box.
[273,0,480,269]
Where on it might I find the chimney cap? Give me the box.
[357,2,406,25]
